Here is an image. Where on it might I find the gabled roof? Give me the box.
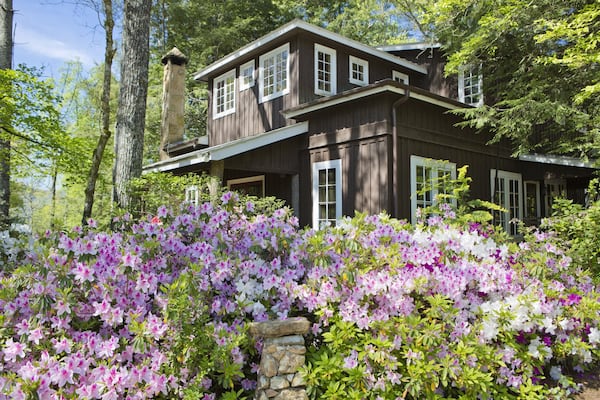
[193,19,427,82]
[143,122,309,174]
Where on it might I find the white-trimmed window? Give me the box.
[227,175,265,197]
[393,70,409,85]
[213,69,236,118]
[458,65,483,106]
[315,44,336,96]
[312,159,342,229]
[185,185,199,206]
[349,55,368,86]
[491,170,523,235]
[259,43,289,103]
[410,156,456,223]
[239,60,255,91]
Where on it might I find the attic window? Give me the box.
[213,69,236,119]
[458,65,483,106]
[349,55,368,86]
[392,70,409,85]
[315,44,337,96]
[239,60,255,91]
[259,43,290,103]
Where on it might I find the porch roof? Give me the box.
[143,121,309,174]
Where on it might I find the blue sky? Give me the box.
[13,1,107,78]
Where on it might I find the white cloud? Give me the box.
[15,27,97,67]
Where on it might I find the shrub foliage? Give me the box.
[0,188,598,399]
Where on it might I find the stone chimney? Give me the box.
[160,47,188,160]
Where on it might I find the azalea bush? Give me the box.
[0,188,598,399]
[300,210,600,399]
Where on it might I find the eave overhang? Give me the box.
[193,20,427,82]
[143,121,309,174]
[519,153,598,169]
[281,80,464,120]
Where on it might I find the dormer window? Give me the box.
[349,55,368,86]
[393,70,409,85]
[315,44,337,96]
[239,60,255,91]
[213,69,236,119]
[458,65,483,106]
[259,43,290,103]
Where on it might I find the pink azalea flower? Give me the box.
[3,338,27,362]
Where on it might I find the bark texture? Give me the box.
[0,0,13,227]
[82,0,116,224]
[113,0,151,213]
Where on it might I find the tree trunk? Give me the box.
[113,0,151,214]
[0,0,13,228]
[82,0,116,225]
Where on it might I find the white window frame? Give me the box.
[458,65,483,106]
[213,69,236,119]
[349,55,368,86]
[259,43,290,103]
[312,159,342,229]
[410,156,456,223]
[490,170,523,235]
[185,185,199,206]
[227,175,265,197]
[314,44,337,96]
[239,60,255,91]
[392,70,409,85]
[524,180,541,219]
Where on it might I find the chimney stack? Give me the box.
[160,47,188,160]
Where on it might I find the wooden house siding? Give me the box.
[296,33,418,105]
[207,38,301,146]
[387,48,456,99]
[309,138,391,220]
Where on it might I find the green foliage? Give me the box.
[129,172,287,217]
[420,0,600,158]
[277,0,411,45]
[418,164,505,228]
[538,179,600,281]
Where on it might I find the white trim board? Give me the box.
[143,122,309,174]
[519,153,597,169]
[193,19,426,81]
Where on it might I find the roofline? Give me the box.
[281,80,462,119]
[519,153,598,169]
[193,19,427,81]
[143,121,309,174]
[378,42,441,52]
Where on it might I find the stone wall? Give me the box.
[249,317,310,400]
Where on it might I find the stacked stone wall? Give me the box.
[249,317,310,400]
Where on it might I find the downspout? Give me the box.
[391,86,410,219]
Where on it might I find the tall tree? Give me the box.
[82,0,116,224]
[416,0,600,158]
[113,0,151,212]
[0,0,13,228]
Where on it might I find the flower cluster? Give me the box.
[0,194,598,399]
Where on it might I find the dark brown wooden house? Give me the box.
[145,20,597,233]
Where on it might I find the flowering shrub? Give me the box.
[0,191,598,399]
[0,193,300,399]
[300,212,600,399]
